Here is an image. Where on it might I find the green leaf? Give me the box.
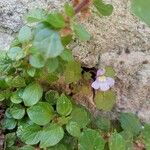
[120,131,133,150]
[57,116,71,126]
[47,144,67,150]
[95,117,111,132]
[5,146,18,150]
[64,61,82,83]
[27,102,53,125]
[45,90,59,105]
[70,107,90,128]
[66,121,81,137]
[47,32,64,58]
[18,26,32,43]
[26,8,47,23]
[17,118,34,128]
[93,0,113,16]
[40,123,64,148]
[5,132,16,147]
[7,47,25,61]
[5,108,13,118]
[11,76,26,88]
[17,124,41,145]
[60,49,74,62]
[56,94,72,116]
[22,83,43,106]
[119,113,142,136]
[0,92,5,101]
[5,75,26,88]
[0,52,12,73]
[79,128,105,150]
[109,132,126,150]
[46,13,65,28]
[0,77,8,89]
[95,91,116,111]
[33,28,64,58]
[105,66,116,77]
[61,35,72,46]
[46,58,59,73]
[131,0,150,26]
[19,145,35,150]
[46,73,59,83]
[142,124,150,150]
[27,67,36,77]
[2,117,17,130]
[10,104,25,120]
[1,90,11,100]
[61,135,78,150]
[64,3,74,17]
[29,54,45,68]
[12,60,22,68]
[73,23,91,41]
[11,37,20,47]
[10,91,22,104]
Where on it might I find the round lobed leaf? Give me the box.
[27,102,53,125]
[73,23,91,41]
[7,47,25,61]
[109,132,126,150]
[93,0,113,16]
[60,49,74,62]
[46,58,59,73]
[45,90,59,105]
[95,91,116,111]
[70,107,90,128]
[10,104,25,120]
[95,117,111,132]
[29,54,45,68]
[131,0,150,26]
[5,132,16,148]
[22,83,43,106]
[119,113,142,136]
[46,13,65,28]
[56,94,72,116]
[10,91,23,104]
[17,124,41,145]
[2,117,17,130]
[78,128,105,150]
[39,123,64,148]
[66,121,81,137]
[33,28,64,58]
[18,26,32,43]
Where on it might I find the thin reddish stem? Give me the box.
[74,0,90,14]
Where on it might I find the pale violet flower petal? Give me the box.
[91,80,100,90]
[96,69,105,77]
[99,82,110,91]
[106,77,115,87]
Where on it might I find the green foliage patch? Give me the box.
[0,0,150,149]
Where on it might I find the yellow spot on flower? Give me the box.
[98,76,106,82]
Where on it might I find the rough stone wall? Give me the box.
[0,0,150,122]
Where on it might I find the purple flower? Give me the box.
[91,69,115,91]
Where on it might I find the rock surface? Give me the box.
[0,0,150,122]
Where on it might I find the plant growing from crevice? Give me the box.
[0,0,150,149]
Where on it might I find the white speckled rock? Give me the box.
[0,0,150,122]
[0,0,66,50]
[100,51,150,122]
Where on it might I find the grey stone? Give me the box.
[0,0,150,122]
[71,0,150,122]
[0,32,13,50]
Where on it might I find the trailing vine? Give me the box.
[0,0,150,150]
